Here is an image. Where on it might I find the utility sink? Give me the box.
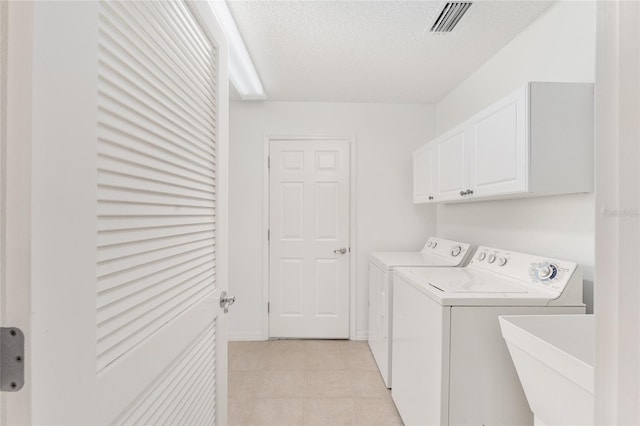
[499,315,594,426]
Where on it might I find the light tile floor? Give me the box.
[228,340,403,426]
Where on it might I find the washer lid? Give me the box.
[399,267,528,294]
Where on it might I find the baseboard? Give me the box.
[354,330,368,341]
[229,330,368,341]
[228,331,267,341]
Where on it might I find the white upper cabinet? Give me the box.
[413,82,594,203]
[469,86,527,197]
[435,124,470,201]
[413,142,436,202]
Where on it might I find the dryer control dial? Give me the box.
[478,252,487,261]
[451,246,462,257]
[497,257,508,266]
[487,254,496,264]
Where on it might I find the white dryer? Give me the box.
[368,237,472,388]
[391,246,586,426]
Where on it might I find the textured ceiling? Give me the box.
[227,0,554,103]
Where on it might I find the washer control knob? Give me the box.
[540,266,551,278]
[427,241,433,248]
[432,242,437,248]
[530,263,559,281]
[451,246,462,257]
[487,254,496,264]
[497,257,508,266]
[478,252,487,261]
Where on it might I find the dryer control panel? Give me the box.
[421,237,473,265]
[469,246,579,296]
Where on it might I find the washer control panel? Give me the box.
[470,246,578,294]
[421,237,472,265]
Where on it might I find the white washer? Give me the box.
[368,237,472,388]
[391,246,586,426]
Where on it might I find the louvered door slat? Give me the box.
[98,215,214,232]
[98,110,216,172]
[97,0,223,422]
[98,27,216,131]
[97,268,215,327]
[164,2,218,80]
[98,170,214,201]
[126,343,208,424]
[98,92,216,165]
[97,31,216,132]
[102,2,216,107]
[98,62,215,157]
[99,59,215,145]
[98,223,215,255]
[96,280,213,371]
[97,255,215,309]
[97,272,213,347]
[98,137,216,187]
[112,321,216,425]
[97,237,214,277]
[97,244,215,292]
[98,186,215,208]
[144,2,215,85]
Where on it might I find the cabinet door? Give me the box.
[436,124,470,201]
[469,87,528,197]
[413,142,436,203]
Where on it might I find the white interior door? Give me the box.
[2,1,229,424]
[269,139,351,339]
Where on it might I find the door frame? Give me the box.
[261,135,357,340]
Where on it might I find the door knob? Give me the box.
[334,247,347,255]
[220,291,236,314]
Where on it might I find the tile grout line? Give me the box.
[342,342,361,425]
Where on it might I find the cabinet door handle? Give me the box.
[460,191,466,196]
[428,195,434,200]
[466,189,474,195]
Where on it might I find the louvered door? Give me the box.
[96,1,228,424]
[3,1,229,424]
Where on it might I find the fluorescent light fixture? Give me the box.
[208,0,266,100]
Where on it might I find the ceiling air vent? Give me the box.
[430,1,472,33]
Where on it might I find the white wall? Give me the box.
[435,1,597,312]
[228,102,437,339]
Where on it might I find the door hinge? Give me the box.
[267,156,270,169]
[268,229,270,241]
[267,302,270,314]
[1,327,25,392]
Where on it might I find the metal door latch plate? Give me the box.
[1,327,24,392]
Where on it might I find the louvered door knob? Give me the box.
[334,247,347,255]
[220,291,236,314]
